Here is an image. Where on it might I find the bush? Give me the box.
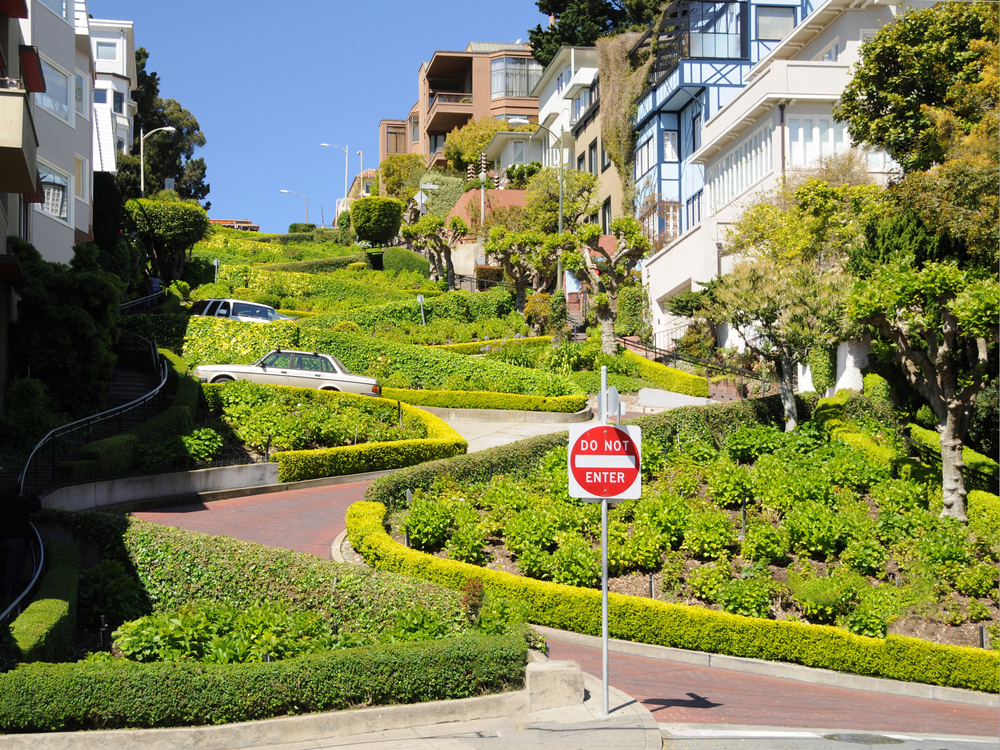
[10,543,81,663]
[288,223,316,233]
[909,423,999,479]
[726,425,783,463]
[741,523,789,564]
[968,490,999,560]
[785,500,844,560]
[384,247,430,277]
[717,568,775,619]
[77,559,147,630]
[955,563,999,599]
[350,197,405,246]
[687,560,730,601]
[683,507,735,560]
[433,336,552,355]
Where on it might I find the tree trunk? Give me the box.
[778,352,798,432]
[939,409,969,521]
[598,307,616,354]
[443,247,455,291]
[515,280,529,312]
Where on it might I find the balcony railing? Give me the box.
[427,91,473,111]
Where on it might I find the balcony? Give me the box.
[0,83,39,195]
[426,90,474,133]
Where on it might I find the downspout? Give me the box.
[779,102,786,179]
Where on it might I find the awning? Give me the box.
[18,46,45,93]
[0,0,29,19]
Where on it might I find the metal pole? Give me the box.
[602,495,609,717]
[140,127,145,198]
[557,125,564,292]
[343,145,348,218]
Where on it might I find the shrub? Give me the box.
[622,350,709,398]
[790,570,861,624]
[350,197,405,246]
[288,223,316,233]
[955,563,998,599]
[550,534,601,588]
[406,495,454,551]
[687,560,731,602]
[77,559,147,630]
[968,490,999,560]
[784,500,844,560]
[384,247,430,277]
[717,567,775,619]
[841,536,888,578]
[633,492,689,549]
[741,523,789,565]
[909,423,999,479]
[10,543,81,663]
[706,457,750,507]
[683,508,735,560]
[726,425,783,463]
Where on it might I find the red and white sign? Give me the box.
[568,424,642,500]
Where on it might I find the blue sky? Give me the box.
[89,0,547,233]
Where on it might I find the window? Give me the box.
[37,59,70,121]
[685,191,703,230]
[428,133,446,155]
[512,140,525,165]
[601,199,612,234]
[707,123,773,211]
[756,7,794,41]
[410,114,419,142]
[74,156,86,200]
[113,91,125,114]
[663,202,680,240]
[38,0,69,21]
[93,88,107,104]
[816,40,840,62]
[386,126,406,154]
[74,73,85,116]
[116,139,125,153]
[634,136,655,179]
[588,141,598,175]
[577,153,586,171]
[38,163,69,221]
[692,114,702,152]
[690,1,746,59]
[786,117,848,166]
[96,42,117,60]
[262,351,292,368]
[601,141,611,171]
[663,130,679,162]
[490,57,543,99]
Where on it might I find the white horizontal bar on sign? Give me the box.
[574,455,636,469]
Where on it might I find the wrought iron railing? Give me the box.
[18,330,167,496]
[0,523,43,626]
[904,431,999,495]
[454,273,515,293]
[119,289,166,315]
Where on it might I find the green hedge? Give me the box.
[430,336,552,354]
[623,350,709,398]
[10,542,81,663]
[0,631,526,731]
[813,390,900,467]
[273,397,467,482]
[261,255,367,273]
[118,313,188,356]
[383,247,430,277]
[384,388,586,413]
[908,423,999,478]
[347,501,998,693]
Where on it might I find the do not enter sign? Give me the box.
[568,424,642,500]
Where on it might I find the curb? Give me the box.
[536,625,1000,708]
[414,404,592,424]
[330,528,348,562]
[657,723,1000,743]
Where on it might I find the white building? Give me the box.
[19,0,95,264]
[642,0,917,390]
[88,18,134,173]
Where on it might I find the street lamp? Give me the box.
[140,125,177,198]
[510,117,564,291]
[280,189,309,224]
[320,143,348,223]
[356,151,364,195]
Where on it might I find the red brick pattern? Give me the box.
[548,640,999,737]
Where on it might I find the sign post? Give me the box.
[568,366,641,717]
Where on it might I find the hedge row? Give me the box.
[908,423,999,478]
[383,387,587,414]
[346,501,998,694]
[623,350,710,398]
[272,397,467,482]
[261,254,367,273]
[429,336,552,355]
[10,542,81,663]
[0,631,526,732]
[968,491,1000,558]
[813,390,900,467]
[313,288,515,333]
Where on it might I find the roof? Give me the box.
[465,42,531,53]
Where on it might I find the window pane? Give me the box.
[93,89,107,104]
[96,42,117,60]
[757,7,794,40]
[512,141,524,165]
[664,131,679,162]
[113,91,125,114]
[75,74,84,115]
[74,157,85,199]
[690,2,744,59]
[38,0,68,20]
[39,165,68,220]
[38,60,69,119]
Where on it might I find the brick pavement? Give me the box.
[131,480,371,559]
[547,640,1000,737]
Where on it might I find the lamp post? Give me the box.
[280,189,309,224]
[479,168,487,233]
[320,143,348,222]
[357,151,364,195]
[510,118,564,291]
[140,125,176,198]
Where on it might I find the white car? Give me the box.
[193,350,382,396]
[188,298,295,323]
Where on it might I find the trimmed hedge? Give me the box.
[909,423,999,478]
[968,490,1000,559]
[272,397,467,482]
[812,390,900,467]
[383,388,587,414]
[0,631,526,731]
[118,313,188,356]
[383,246,430,277]
[10,542,81,663]
[261,255,367,273]
[430,336,552,354]
[623,350,710,398]
[347,501,999,694]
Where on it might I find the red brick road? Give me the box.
[131,480,371,559]
[547,639,1000,737]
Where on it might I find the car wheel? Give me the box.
[320,386,339,391]
[212,375,235,384]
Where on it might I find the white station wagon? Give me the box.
[193,350,382,396]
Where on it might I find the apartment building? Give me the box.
[89,17,135,172]
[18,0,95,264]
[380,41,542,170]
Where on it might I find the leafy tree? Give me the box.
[400,214,468,290]
[564,218,650,353]
[524,167,599,233]
[124,198,209,284]
[131,48,210,207]
[350,197,405,246]
[485,228,572,311]
[380,154,426,200]
[528,0,660,66]
[834,2,998,173]
[709,258,844,431]
[8,238,122,418]
[443,117,534,172]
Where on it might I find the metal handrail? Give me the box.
[0,523,44,626]
[18,330,168,496]
[454,273,515,292]
[616,335,773,396]
[120,289,166,315]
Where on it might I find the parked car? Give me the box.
[193,350,382,396]
[188,298,296,322]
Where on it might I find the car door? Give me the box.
[252,351,291,386]
[288,353,333,389]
